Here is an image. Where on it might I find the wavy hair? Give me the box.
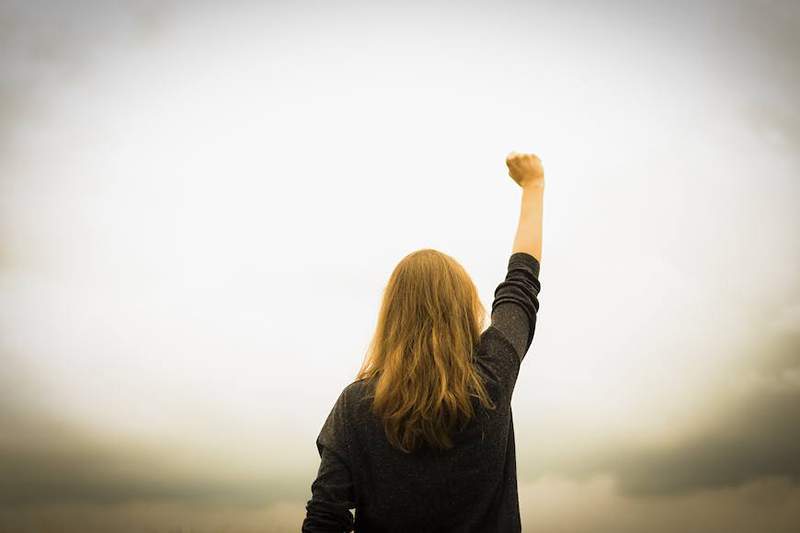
[354,248,497,453]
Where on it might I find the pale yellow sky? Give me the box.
[1,0,798,531]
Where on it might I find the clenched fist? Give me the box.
[506,152,544,189]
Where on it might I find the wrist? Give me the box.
[522,181,545,191]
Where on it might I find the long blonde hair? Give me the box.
[354,249,497,454]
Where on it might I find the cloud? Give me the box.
[0,500,306,533]
[732,0,800,155]
[518,474,800,533]
[610,391,800,497]
[611,332,800,497]
[736,0,800,88]
[0,352,306,509]
[0,0,183,161]
[528,322,800,498]
[742,100,800,156]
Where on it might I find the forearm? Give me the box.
[512,184,544,262]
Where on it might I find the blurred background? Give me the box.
[1,0,798,531]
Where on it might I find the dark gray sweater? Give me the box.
[302,252,542,532]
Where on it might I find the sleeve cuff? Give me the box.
[509,251,540,279]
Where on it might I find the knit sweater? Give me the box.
[302,252,542,532]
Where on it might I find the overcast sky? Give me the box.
[1,0,799,531]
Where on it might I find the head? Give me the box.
[354,248,496,454]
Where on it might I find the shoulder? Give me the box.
[474,326,522,405]
[343,378,371,402]
[328,380,373,437]
[480,325,518,354]
[339,378,376,418]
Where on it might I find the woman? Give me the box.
[302,152,545,532]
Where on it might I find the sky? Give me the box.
[0,0,799,531]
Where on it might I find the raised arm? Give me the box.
[506,152,544,262]
[488,152,545,363]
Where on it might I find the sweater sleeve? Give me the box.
[303,389,356,532]
[490,252,542,362]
